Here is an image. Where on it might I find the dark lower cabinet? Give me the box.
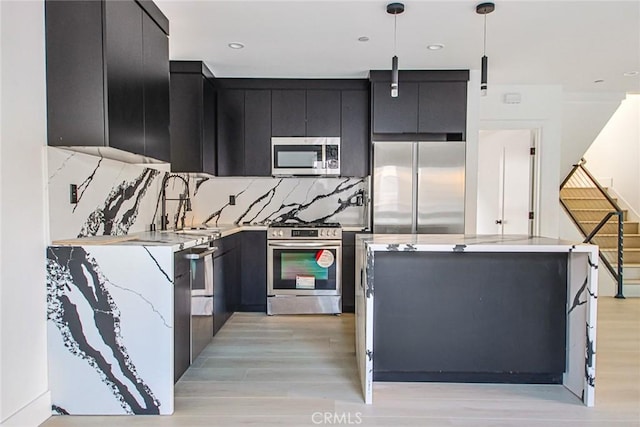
[173,250,191,383]
[240,231,267,312]
[213,234,241,335]
[342,231,367,313]
[45,0,170,162]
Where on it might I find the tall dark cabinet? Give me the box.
[170,61,217,175]
[45,0,170,162]
[240,231,268,312]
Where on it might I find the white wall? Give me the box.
[478,84,563,238]
[583,94,640,214]
[464,70,480,234]
[0,1,51,426]
[560,92,624,179]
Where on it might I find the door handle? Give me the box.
[495,220,503,225]
[268,242,340,248]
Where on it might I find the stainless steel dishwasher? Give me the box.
[186,245,217,362]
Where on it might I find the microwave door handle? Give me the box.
[268,242,340,248]
[321,145,327,170]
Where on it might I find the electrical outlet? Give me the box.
[70,184,78,204]
[229,195,236,205]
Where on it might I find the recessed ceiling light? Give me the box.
[228,42,245,49]
[427,44,444,50]
[358,36,370,42]
[594,79,605,83]
[623,71,639,77]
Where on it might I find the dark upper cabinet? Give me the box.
[216,79,368,177]
[244,90,272,176]
[45,0,170,162]
[272,89,341,137]
[170,61,216,175]
[418,82,467,135]
[142,10,170,162]
[104,0,145,155]
[306,90,341,137]
[271,90,306,137]
[372,82,419,134]
[217,89,245,176]
[341,90,369,177]
[370,70,469,140]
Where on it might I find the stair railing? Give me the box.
[560,158,624,298]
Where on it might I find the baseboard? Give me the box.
[0,391,51,427]
[373,372,564,384]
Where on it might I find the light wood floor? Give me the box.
[42,297,640,426]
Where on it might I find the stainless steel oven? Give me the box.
[271,137,340,176]
[267,223,342,315]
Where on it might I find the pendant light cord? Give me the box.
[483,13,487,55]
[394,13,398,55]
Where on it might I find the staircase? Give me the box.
[560,160,639,298]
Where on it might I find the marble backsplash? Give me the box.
[47,148,368,241]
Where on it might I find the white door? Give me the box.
[477,129,535,235]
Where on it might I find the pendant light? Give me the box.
[387,3,405,97]
[476,2,495,96]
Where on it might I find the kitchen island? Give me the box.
[355,234,598,407]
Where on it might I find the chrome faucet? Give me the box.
[160,174,192,231]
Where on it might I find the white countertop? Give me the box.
[357,234,596,253]
[51,224,369,252]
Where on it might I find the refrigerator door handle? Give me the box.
[411,142,419,234]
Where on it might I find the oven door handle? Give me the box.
[268,242,340,248]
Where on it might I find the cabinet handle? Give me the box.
[184,247,218,259]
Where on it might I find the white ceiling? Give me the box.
[155,0,640,93]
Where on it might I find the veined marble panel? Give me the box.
[47,245,174,415]
[47,148,367,241]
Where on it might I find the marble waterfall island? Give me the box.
[355,235,598,407]
[46,233,203,415]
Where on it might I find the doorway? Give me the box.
[477,129,537,235]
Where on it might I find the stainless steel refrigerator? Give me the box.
[372,141,465,234]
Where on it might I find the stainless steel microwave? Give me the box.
[271,137,340,176]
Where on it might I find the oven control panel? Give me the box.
[268,227,342,240]
[292,229,318,238]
